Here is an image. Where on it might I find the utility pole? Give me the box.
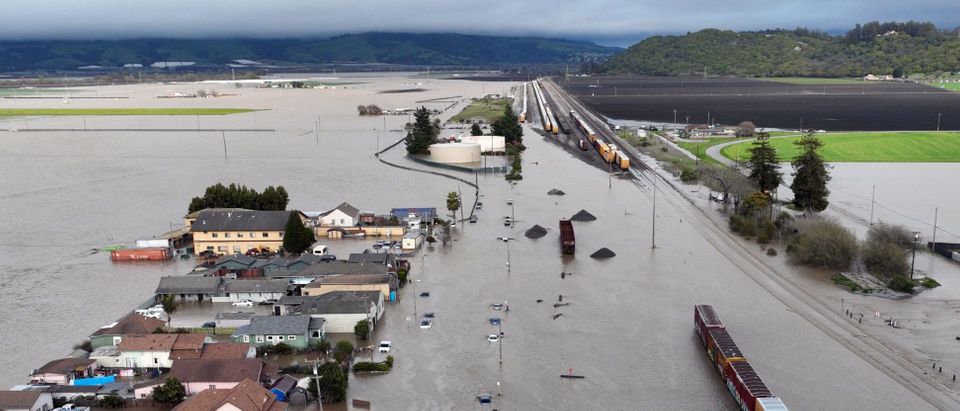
[673,109,677,124]
[911,232,920,279]
[869,185,876,225]
[932,207,938,252]
[937,113,942,131]
[221,131,228,159]
[304,359,324,411]
[651,178,657,249]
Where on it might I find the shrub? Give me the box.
[766,248,778,256]
[861,240,909,280]
[98,395,124,408]
[919,277,941,288]
[789,218,858,270]
[397,268,409,285]
[308,362,348,403]
[333,340,354,363]
[729,215,756,236]
[354,320,371,340]
[679,166,698,182]
[272,342,294,355]
[887,275,915,294]
[385,355,394,368]
[756,218,776,244]
[352,361,391,372]
[831,274,861,292]
[867,223,915,250]
[152,378,185,404]
[72,340,93,353]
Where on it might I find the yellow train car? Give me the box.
[597,141,610,159]
[616,152,630,170]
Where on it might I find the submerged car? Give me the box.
[487,334,499,342]
[378,340,392,353]
[419,319,432,329]
[232,300,254,307]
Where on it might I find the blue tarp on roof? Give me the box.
[73,375,115,386]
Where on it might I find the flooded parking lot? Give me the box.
[0,74,953,409]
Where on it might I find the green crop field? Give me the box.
[761,77,865,85]
[449,98,509,123]
[934,83,960,92]
[0,108,256,116]
[720,131,960,163]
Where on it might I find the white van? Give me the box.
[311,244,329,256]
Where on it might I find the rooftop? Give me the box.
[35,358,95,375]
[190,210,293,233]
[169,359,264,383]
[296,261,388,277]
[225,279,291,294]
[320,202,361,218]
[238,315,311,336]
[156,276,221,294]
[300,291,380,315]
[309,273,392,286]
[173,378,285,411]
[216,312,257,321]
[0,391,45,409]
[91,313,166,337]
[200,343,253,360]
[119,333,205,352]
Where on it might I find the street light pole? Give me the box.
[911,232,920,279]
[937,113,942,131]
[498,321,503,367]
[651,178,657,249]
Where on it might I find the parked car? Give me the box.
[490,303,503,311]
[419,319,432,329]
[477,393,493,406]
[475,202,483,210]
[469,215,478,223]
[258,299,278,305]
[202,321,216,328]
[319,254,336,262]
[420,292,430,297]
[198,250,218,258]
[487,334,499,342]
[489,317,501,326]
[378,341,392,353]
[424,312,435,319]
[232,300,254,307]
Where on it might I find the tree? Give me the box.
[698,163,755,210]
[333,340,354,363]
[790,132,831,212]
[98,395,124,408]
[446,192,461,217]
[862,240,909,280]
[282,211,315,254]
[308,362,348,403]
[160,294,177,326]
[735,121,756,137]
[491,104,523,145]
[354,319,371,340]
[788,217,858,270]
[152,378,185,404]
[188,183,289,213]
[404,106,438,155]
[470,122,483,136]
[746,134,782,193]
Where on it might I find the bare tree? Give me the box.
[698,163,755,211]
[736,121,756,137]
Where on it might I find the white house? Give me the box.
[218,279,290,303]
[0,391,53,411]
[299,291,384,334]
[319,202,361,227]
[111,334,206,369]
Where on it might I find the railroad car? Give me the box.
[725,361,775,411]
[694,305,725,347]
[706,327,746,377]
[615,151,630,170]
[755,397,789,411]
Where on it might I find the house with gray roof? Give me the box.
[232,315,323,349]
[155,276,222,302]
[319,202,361,227]
[297,291,384,334]
[220,279,291,303]
[295,261,388,277]
[0,390,53,411]
[189,209,307,256]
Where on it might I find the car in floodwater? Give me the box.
[489,317,501,326]
[487,334,499,342]
[232,300,254,307]
[420,319,432,329]
[491,303,503,310]
[378,341,392,353]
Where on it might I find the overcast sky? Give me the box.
[2,0,958,46]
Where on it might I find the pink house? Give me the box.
[135,359,268,397]
[30,358,98,385]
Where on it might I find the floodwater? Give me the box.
[0,75,947,410]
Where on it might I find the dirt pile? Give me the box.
[590,248,616,259]
[524,225,548,239]
[570,210,597,222]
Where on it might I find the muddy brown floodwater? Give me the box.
[0,74,946,410]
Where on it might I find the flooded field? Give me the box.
[0,74,953,410]
[562,76,960,131]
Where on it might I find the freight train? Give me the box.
[518,82,527,123]
[531,80,554,134]
[694,305,789,411]
[569,110,629,170]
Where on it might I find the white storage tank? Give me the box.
[428,142,481,164]
[460,135,506,153]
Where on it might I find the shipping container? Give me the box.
[694,305,725,347]
[756,397,789,411]
[559,219,575,255]
[111,247,171,261]
[706,328,745,376]
[725,361,774,411]
[135,239,170,248]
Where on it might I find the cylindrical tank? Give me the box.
[428,143,481,163]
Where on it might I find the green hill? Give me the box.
[601,21,960,78]
[0,33,620,71]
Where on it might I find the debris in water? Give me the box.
[524,225,548,239]
[547,189,566,196]
[590,248,616,259]
[558,294,563,302]
[552,313,563,320]
[570,210,597,222]
[536,299,544,303]
[553,303,570,308]
[560,271,565,279]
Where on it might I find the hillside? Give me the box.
[601,21,960,77]
[0,33,620,71]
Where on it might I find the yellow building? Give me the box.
[301,274,393,301]
[188,209,306,255]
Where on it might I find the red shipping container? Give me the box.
[706,328,745,377]
[694,305,725,348]
[724,361,773,411]
[111,247,171,261]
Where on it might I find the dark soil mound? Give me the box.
[524,225,548,239]
[570,210,597,222]
[547,189,566,196]
[590,248,616,259]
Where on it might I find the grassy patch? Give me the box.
[918,277,941,288]
[720,131,960,162]
[933,83,960,92]
[831,274,862,292]
[675,137,744,166]
[761,77,865,85]
[449,98,509,123]
[0,108,257,116]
